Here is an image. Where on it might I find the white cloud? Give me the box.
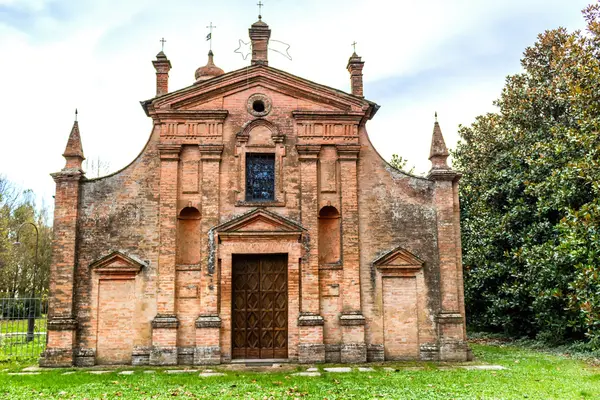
[0,0,591,208]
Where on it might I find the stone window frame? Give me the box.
[235,119,286,207]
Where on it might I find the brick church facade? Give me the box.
[41,17,469,367]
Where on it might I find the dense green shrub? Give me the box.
[454,3,600,348]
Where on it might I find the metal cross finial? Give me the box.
[160,37,166,52]
[352,41,357,53]
[435,111,438,122]
[75,108,78,122]
[206,22,216,51]
[257,1,264,19]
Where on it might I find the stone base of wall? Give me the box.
[132,346,151,366]
[178,347,194,365]
[340,343,367,363]
[298,343,325,364]
[150,346,178,365]
[39,348,74,367]
[74,348,96,367]
[439,340,469,362]
[366,344,384,362]
[324,344,341,363]
[194,346,221,365]
[419,343,440,361]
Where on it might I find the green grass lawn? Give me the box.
[0,343,598,399]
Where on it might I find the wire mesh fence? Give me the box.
[0,296,47,360]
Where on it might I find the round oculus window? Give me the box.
[247,94,272,117]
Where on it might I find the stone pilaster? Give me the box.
[41,169,83,367]
[297,144,325,363]
[337,144,366,363]
[195,144,223,364]
[150,144,181,366]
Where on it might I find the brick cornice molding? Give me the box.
[144,67,376,118]
[335,144,361,161]
[296,144,321,161]
[150,109,228,123]
[157,144,181,160]
[292,110,364,124]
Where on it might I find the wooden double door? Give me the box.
[232,254,288,359]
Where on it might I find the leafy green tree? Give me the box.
[454,3,600,347]
[390,154,415,174]
[0,176,52,298]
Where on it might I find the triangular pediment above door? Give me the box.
[373,246,424,270]
[215,208,305,241]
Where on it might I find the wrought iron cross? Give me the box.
[206,22,216,50]
[160,37,166,52]
[351,41,357,53]
[257,1,264,19]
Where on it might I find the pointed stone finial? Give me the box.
[62,112,85,170]
[429,113,450,170]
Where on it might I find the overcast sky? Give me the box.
[0,0,591,209]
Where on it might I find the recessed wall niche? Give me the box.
[318,205,341,265]
[177,206,201,265]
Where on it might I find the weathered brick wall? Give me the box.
[357,126,440,357]
[74,128,161,358]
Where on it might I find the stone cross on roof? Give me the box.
[257,1,264,19]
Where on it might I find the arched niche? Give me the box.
[318,205,341,264]
[177,206,201,265]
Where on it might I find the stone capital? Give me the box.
[296,145,321,161]
[51,170,84,183]
[339,312,366,326]
[199,144,224,160]
[47,317,78,331]
[195,315,222,328]
[298,313,324,326]
[151,314,179,329]
[158,144,181,160]
[336,144,361,161]
[427,169,461,182]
